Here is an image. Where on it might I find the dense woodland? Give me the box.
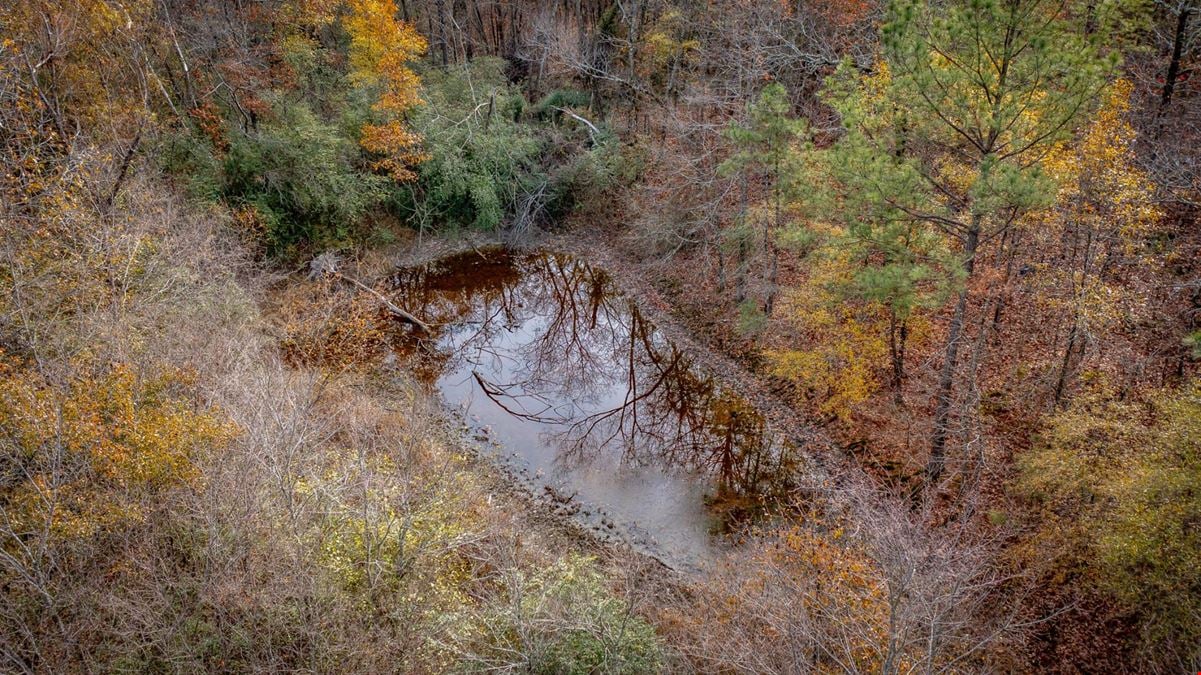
[1,0,1198,672]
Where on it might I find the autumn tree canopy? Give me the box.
[1,0,1198,670]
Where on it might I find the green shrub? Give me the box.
[462,555,665,673]
[533,88,591,118]
[543,135,623,221]
[223,101,388,252]
[408,58,544,231]
[158,126,224,203]
[160,97,388,255]
[161,55,608,248]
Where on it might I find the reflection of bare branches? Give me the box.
[472,370,560,423]
[391,248,798,501]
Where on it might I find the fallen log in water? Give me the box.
[309,252,431,333]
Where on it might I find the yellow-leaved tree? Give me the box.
[344,0,428,181]
[1017,378,1201,665]
[0,359,235,540]
[1033,79,1162,405]
[767,235,892,422]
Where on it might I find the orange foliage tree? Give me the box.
[345,0,428,181]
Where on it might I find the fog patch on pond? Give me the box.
[390,248,800,569]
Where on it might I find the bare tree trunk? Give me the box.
[435,0,449,66]
[990,228,1020,337]
[341,272,430,331]
[309,254,432,332]
[928,217,980,487]
[764,157,782,315]
[735,176,750,304]
[735,238,749,305]
[715,232,727,295]
[1054,224,1098,406]
[889,312,908,406]
[957,280,1004,516]
[1159,6,1191,117]
[104,126,144,211]
[1052,321,1081,407]
[765,250,778,315]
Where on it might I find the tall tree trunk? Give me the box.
[715,232,727,295]
[889,312,908,406]
[1054,225,1097,405]
[1159,7,1191,116]
[735,239,749,305]
[761,210,773,313]
[508,3,519,58]
[765,250,778,315]
[455,0,472,60]
[991,228,1019,337]
[575,0,586,52]
[435,0,449,66]
[959,275,1005,508]
[470,0,488,57]
[1155,6,1191,142]
[735,176,750,304]
[626,0,640,82]
[1052,321,1081,407]
[764,159,781,315]
[104,126,143,211]
[927,217,980,487]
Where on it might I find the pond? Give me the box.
[389,248,801,569]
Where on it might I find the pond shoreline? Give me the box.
[376,230,849,574]
[378,234,694,574]
[386,230,843,478]
[439,399,689,574]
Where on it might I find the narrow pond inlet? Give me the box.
[389,248,802,569]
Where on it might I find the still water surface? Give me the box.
[390,248,799,568]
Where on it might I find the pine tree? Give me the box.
[822,0,1119,486]
[720,82,808,316]
[799,64,962,404]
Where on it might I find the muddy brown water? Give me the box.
[389,248,801,569]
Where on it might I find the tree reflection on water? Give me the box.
[390,248,799,523]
